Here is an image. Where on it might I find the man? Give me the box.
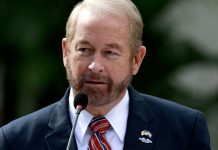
[0,0,211,149]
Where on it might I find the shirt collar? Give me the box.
[69,88,129,144]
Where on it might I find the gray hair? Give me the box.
[65,0,143,53]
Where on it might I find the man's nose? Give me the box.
[88,56,104,73]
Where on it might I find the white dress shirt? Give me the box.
[69,88,129,150]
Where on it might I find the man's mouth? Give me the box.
[85,80,107,84]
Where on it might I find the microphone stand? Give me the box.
[66,106,82,150]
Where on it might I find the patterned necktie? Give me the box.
[88,116,112,150]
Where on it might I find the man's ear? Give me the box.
[132,46,146,75]
[62,38,69,67]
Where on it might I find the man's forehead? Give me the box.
[77,8,127,23]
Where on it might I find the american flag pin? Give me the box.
[141,130,152,138]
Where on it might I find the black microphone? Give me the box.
[66,93,88,150]
[74,93,88,115]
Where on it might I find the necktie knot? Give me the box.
[89,116,111,134]
[88,116,112,150]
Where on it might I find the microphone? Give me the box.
[66,93,88,150]
[74,93,89,115]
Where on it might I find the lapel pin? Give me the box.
[141,130,152,138]
[139,137,153,144]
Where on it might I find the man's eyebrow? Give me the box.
[77,40,91,45]
[75,40,93,48]
[105,43,121,49]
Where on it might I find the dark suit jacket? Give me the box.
[0,87,211,150]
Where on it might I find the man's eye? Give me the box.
[106,51,115,55]
[104,50,119,59]
[77,48,89,52]
[77,48,91,55]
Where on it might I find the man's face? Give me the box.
[62,10,145,107]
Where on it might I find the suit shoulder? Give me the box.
[143,92,200,116]
[1,101,58,135]
[129,87,202,120]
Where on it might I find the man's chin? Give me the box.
[85,89,108,97]
[73,87,107,97]
[83,84,109,93]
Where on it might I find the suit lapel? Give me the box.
[44,88,78,150]
[123,87,158,150]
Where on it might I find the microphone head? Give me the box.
[74,93,88,110]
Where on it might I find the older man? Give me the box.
[0,0,211,149]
